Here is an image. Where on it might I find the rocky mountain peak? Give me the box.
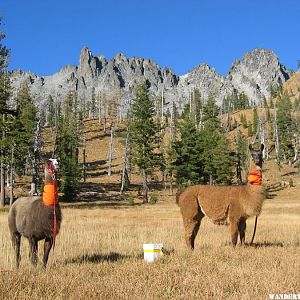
[9,47,293,115]
[226,48,292,103]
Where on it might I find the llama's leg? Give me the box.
[230,221,239,247]
[182,211,204,250]
[12,233,21,268]
[29,238,38,267]
[42,237,53,269]
[238,218,247,245]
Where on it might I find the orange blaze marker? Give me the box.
[247,170,262,185]
[42,183,58,206]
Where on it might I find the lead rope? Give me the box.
[53,201,57,251]
[52,175,57,251]
[250,216,258,245]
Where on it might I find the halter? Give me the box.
[46,159,59,181]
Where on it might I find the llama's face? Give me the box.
[47,159,60,173]
[249,144,264,168]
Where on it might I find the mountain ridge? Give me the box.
[9,47,293,113]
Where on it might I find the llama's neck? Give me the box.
[43,167,58,206]
[44,167,57,184]
[248,159,262,173]
[247,159,262,185]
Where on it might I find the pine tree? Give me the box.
[276,92,295,162]
[173,118,204,186]
[0,17,10,206]
[196,96,232,184]
[234,130,248,183]
[56,91,81,201]
[252,107,259,136]
[0,18,9,72]
[13,82,37,175]
[174,96,233,186]
[199,101,233,185]
[129,82,160,203]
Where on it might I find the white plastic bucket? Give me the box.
[143,243,164,263]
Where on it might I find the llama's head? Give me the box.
[45,158,60,180]
[48,158,60,172]
[249,144,264,170]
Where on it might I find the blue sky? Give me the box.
[0,0,299,76]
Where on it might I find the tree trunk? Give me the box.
[107,128,113,176]
[274,110,280,163]
[30,120,41,196]
[142,169,149,203]
[0,114,5,207]
[83,148,86,183]
[120,132,129,194]
[9,147,14,206]
[82,134,87,183]
[0,157,5,207]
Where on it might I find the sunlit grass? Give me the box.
[0,186,299,299]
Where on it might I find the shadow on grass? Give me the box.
[223,241,285,248]
[64,252,138,265]
[246,241,285,248]
[61,200,143,209]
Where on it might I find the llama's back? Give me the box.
[177,185,256,225]
[8,196,41,235]
[8,196,62,240]
[195,185,236,224]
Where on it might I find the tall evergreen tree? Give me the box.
[0,18,10,206]
[56,91,81,201]
[173,118,204,186]
[234,129,248,183]
[0,17,9,72]
[200,97,233,184]
[276,92,295,162]
[174,96,233,186]
[252,107,259,136]
[129,82,160,203]
[13,82,37,174]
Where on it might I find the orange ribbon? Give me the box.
[42,183,58,206]
[247,170,262,185]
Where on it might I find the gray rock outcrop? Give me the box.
[9,47,293,115]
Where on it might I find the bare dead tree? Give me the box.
[30,120,42,196]
[120,131,130,194]
[9,146,14,206]
[273,109,280,164]
[107,127,114,176]
[0,114,5,207]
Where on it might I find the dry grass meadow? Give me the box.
[0,118,299,299]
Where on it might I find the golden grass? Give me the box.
[1,184,299,299]
[2,106,299,299]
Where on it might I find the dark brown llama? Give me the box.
[176,144,265,249]
[8,159,62,269]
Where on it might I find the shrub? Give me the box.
[149,193,159,204]
[127,195,135,206]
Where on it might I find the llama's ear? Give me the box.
[260,144,264,152]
